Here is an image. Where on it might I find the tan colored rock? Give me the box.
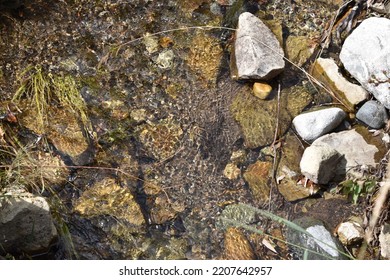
[312,58,368,111]
[253,82,272,100]
[223,163,241,180]
[186,31,223,83]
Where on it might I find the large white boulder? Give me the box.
[340,17,390,109]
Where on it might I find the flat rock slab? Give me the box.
[340,17,390,109]
[312,57,368,111]
[293,108,347,142]
[312,129,380,179]
[231,12,285,80]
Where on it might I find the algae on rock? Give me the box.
[74,178,145,227]
[230,85,312,149]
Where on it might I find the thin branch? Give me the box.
[269,83,281,211]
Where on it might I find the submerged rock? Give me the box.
[286,35,314,67]
[74,178,145,228]
[218,203,257,229]
[0,189,58,256]
[231,12,285,80]
[287,217,347,260]
[243,161,272,203]
[356,100,389,129]
[300,143,342,184]
[340,17,390,109]
[138,116,183,161]
[223,227,256,260]
[231,85,312,148]
[19,105,94,166]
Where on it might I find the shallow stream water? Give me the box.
[0,0,375,259]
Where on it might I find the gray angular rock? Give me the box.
[300,143,342,184]
[293,108,347,142]
[356,100,389,129]
[0,190,58,255]
[231,12,285,80]
[312,129,383,179]
[287,217,348,260]
[340,17,390,109]
[312,129,379,179]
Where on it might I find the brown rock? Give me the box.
[74,178,145,226]
[223,227,256,260]
[243,161,272,203]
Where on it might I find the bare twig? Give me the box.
[269,83,281,211]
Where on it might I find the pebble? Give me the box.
[223,163,241,180]
[156,49,175,69]
[252,82,272,100]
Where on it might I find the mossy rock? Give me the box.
[285,35,314,66]
[74,178,145,228]
[230,85,312,149]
